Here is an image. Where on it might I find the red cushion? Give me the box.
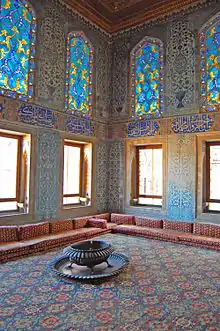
[193,223,220,238]
[87,219,107,229]
[72,217,90,229]
[50,220,73,234]
[163,220,193,233]
[92,213,110,221]
[135,217,163,229]
[111,213,135,225]
[0,226,19,243]
[19,222,49,240]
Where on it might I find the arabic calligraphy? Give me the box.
[66,116,95,136]
[17,104,57,128]
[127,120,160,137]
[172,114,214,134]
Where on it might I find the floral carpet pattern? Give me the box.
[0,234,220,330]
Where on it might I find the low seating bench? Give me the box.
[0,213,219,263]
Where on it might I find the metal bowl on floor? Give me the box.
[63,240,115,269]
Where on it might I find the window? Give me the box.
[0,0,36,101]
[136,145,163,206]
[62,140,92,207]
[130,37,164,120]
[205,142,220,212]
[0,131,31,213]
[65,32,93,118]
[200,14,220,112]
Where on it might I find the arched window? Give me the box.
[200,13,220,112]
[130,37,164,120]
[65,32,94,119]
[0,0,36,101]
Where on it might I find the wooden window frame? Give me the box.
[63,141,84,205]
[136,145,163,201]
[206,141,220,207]
[0,133,21,208]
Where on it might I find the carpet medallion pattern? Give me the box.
[0,234,219,330]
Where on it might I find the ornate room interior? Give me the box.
[0,0,219,329]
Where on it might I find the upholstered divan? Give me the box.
[112,215,220,250]
[0,213,117,263]
[0,212,219,263]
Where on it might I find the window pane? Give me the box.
[208,202,220,212]
[0,136,18,199]
[138,197,162,206]
[0,202,17,212]
[63,145,80,195]
[139,148,162,196]
[63,197,80,205]
[210,145,220,200]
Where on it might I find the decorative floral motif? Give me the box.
[0,0,36,101]
[65,32,93,118]
[200,13,220,112]
[130,37,164,119]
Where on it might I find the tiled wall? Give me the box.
[0,0,220,224]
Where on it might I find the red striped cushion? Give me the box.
[0,226,19,242]
[92,213,110,221]
[87,219,107,229]
[73,217,90,229]
[19,222,49,240]
[193,223,220,238]
[135,217,163,229]
[163,220,193,233]
[111,214,135,225]
[50,220,73,234]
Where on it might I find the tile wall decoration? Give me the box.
[36,130,61,221]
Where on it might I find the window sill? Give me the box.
[129,204,162,208]
[196,213,220,225]
[0,211,28,218]
[62,204,91,210]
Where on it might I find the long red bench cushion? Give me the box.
[193,223,220,238]
[135,217,163,229]
[112,225,180,242]
[50,219,73,234]
[87,219,107,229]
[0,226,19,243]
[178,233,220,249]
[92,213,110,221]
[82,227,107,238]
[19,222,49,240]
[111,213,135,225]
[163,220,193,233]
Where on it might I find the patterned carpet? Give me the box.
[0,234,220,331]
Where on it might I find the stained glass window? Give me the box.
[65,32,93,119]
[0,0,36,101]
[130,37,164,120]
[200,14,220,112]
